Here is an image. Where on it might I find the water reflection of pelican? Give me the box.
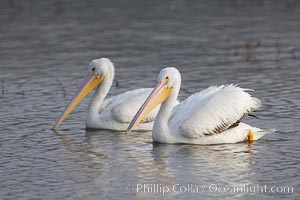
[56,129,258,198]
[53,130,107,170]
[150,142,256,187]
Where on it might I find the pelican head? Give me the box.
[53,58,114,129]
[126,67,181,135]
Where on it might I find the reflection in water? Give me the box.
[82,130,261,198]
[151,142,256,185]
[54,130,108,171]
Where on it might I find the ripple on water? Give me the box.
[1,0,300,199]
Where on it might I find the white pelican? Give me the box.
[126,67,274,144]
[53,58,175,131]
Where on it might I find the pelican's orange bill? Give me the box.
[53,73,104,130]
[126,79,172,135]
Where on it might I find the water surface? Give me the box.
[0,0,299,199]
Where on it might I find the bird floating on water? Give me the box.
[126,67,274,144]
[53,58,178,131]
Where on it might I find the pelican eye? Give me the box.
[166,76,169,80]
[92,67,95,71]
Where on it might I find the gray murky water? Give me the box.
[1,0,300,199]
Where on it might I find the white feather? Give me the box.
[174,84,261,139]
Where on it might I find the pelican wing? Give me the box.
[169,85,261,139]
[110,88,160,123]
